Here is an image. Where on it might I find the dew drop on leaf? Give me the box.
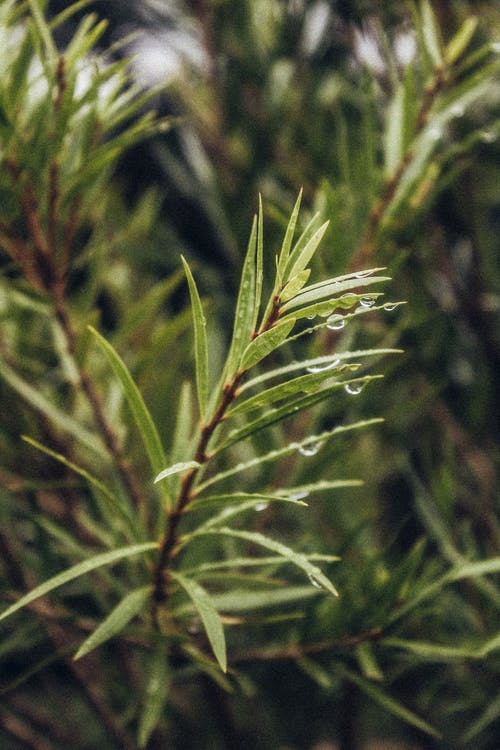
[326,315,345,331]
[255,502,269,512]
[359,297,376,308]
[308,573,323,590]
[306,358,340,373]
[298,440,324,457]
[344,382,363,395]
[383,302,397,311]
[354,270,372,279]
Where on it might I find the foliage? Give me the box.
[0,1,499,749]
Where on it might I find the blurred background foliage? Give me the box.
[1,0,500,748]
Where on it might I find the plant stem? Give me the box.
[152,298,282,617]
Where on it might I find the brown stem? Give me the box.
[152,298,282,616]
[231,627,383,664]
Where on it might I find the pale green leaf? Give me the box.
[384,82,404,178]
[277,188,303,279]
[298,656,334,689]
[88,326,166,477]
[196,419,383,494]
[279,269,311,304]
[284,221,329,282]
[204,586,321,613]
[241,349,402,393]
[0,543,158,623]
[252,194,264,333]
[283,211,323,278]
[338,665,441,738]
[171,572,227,672]
[22,436,136,535]
[188,492,309,511]
[240,318,295,371]
[445,16,478,65]
[225,216,257,376]
[74,586,151,660]
[356,642,384,681]
[228,369,362,417]
[154,461,200,484]
[280,274,390,312]
[463,692,500,745]
[382,637,483,661]
[277,479,364,496]
[138,641,170,748]
[181,256,209,420]
[184,554,340,576]
[0,358,103,454]
[215,376,382,452]
[194,528,338,596]
[420,0,443,69]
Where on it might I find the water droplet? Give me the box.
[298,440,324,457]
[480,130,497,144]
[307,313,316,320]
[344,382,364,395]
[383,302,397,311]
[288,490,310,501]
[354,269,372,279]
[255,502,269,512]
[306,358,340,373]
[308,573,323,590]
[359,296,376,308]
[491,42,500,53]
[450,103,465,118]
[326,315,345,330]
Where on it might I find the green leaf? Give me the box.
[215,376,383,452]
[22,436,136,536]
[181,256,209,420]
[0,358,103,454]
[88,326,166,477]
[184,554,340,576]
[252,194,264,333]
[202,586,321,613]
[225,216,258,376]
[0,543,158,624]
[241,349,402,393]
[188,492,309,511]
[284,221,329,282]
[171,572,227,672]
[228,369,363,417]
[138,641,170,748]
[27,0,57,67]
[277,479,364,496]
[193,528,338,596]
[356,642,383,681]
[420,0,443,69]
[283,211,323,279]
[337,665,441,738]
[74,586,151,660]
[280,273,390,312]
[279,269,311,304]
[277,188,303,279]
[382,637,484,661]
[196,419,383,494]
[384,82,405,178]
[154,461,200,484]
[445,16,478,65]
[239,318,295,371]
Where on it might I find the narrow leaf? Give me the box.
[384,82,405,178]
[194,528,338,596]
[188,492,308,511]
[74,586,151,660]
[184,554,340,576]
[181,256,209,419]
[252,194,264,333]
[88,326,166,476]
[154,461,200,484]
[225,216,257,376]
[0,543,158,623]
[171,572,227,672]
[338,665,441,738]
[420,0,443,69]
[284,211,323,278]
[280,275,390,312]
[284,221,329,282]
[196,419,383,494]
[445,16,478,65]
[240,318,295,371]
[138,641,170,748]
[203,586,320,613]
[215,377,383,452]
[279,269,311,304]
[277,188,303,278]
